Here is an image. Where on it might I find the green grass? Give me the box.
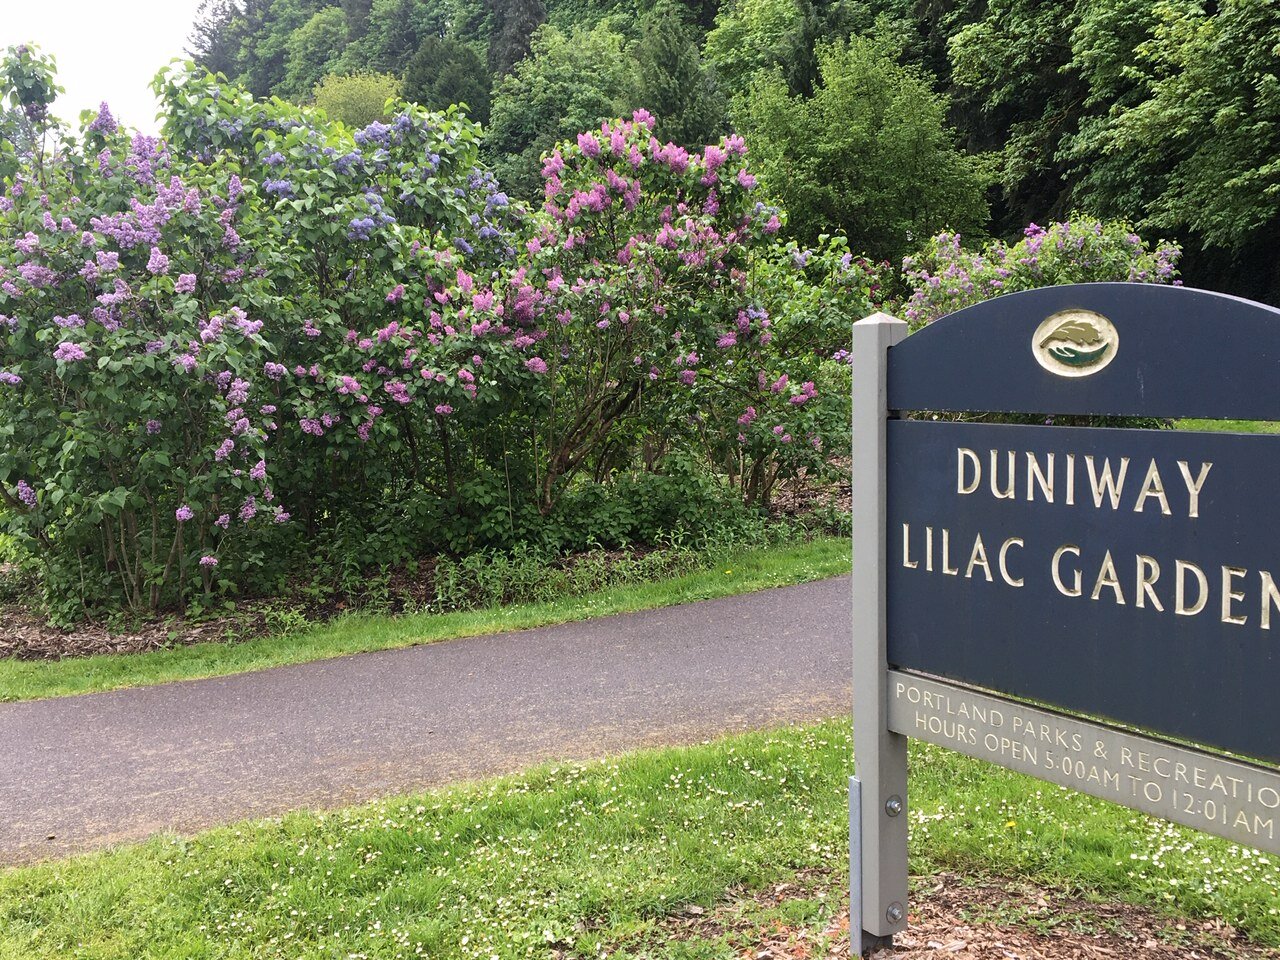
[1177,418,1280,434]
[2,722,1277,959]
[0,537,850,703]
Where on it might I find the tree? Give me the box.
[486,24,635,197]
[1075,0,1280,250]
[341,0,375,38]
[486,0,546,76]
[735,37,987,265]
[188,0,245,78]
[703,0,811,98]
[281,7,350,98]
[633,1,724,146]
[312,70,401,126]
[403,36,491,123]
[336,0,452,73]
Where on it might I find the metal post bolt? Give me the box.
[885,795,903,817]
[886,902,904,923]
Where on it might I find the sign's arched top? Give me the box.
[888,283,1280,419]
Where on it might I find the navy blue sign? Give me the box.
[886,418,1280,763]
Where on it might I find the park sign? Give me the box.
[849,283,1280,954]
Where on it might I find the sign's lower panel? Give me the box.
[887,670,1280,855]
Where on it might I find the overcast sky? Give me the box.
[3,1,206,134]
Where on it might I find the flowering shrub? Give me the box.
[0,116,283,617]
[0,55,867,619]
[521,112,874,509]
[901,219,1181,326]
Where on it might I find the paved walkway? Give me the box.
[0,576,851,864]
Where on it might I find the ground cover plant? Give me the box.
[0,534,849,702]
[1,721,1277,959]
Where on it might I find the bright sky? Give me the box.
[2,0,206,134]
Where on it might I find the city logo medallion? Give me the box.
[1032,309,1119,377]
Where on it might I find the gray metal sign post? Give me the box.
[851,312,909,952]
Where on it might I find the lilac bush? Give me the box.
[521,113,875,510]
[0,57,869,619]
[902,219,1181,326]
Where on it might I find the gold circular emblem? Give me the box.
[1032,309,1119,378]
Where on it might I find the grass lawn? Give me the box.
[1177,419,1280,434]
[1,721,1277,959]
[0,537,850,703]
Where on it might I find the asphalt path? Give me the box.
[0,576,851,864]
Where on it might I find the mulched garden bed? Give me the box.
[635,869,1277,959]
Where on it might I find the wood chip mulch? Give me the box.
[634,870,1277,959]
[0,601,257,660]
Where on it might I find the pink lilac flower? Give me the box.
[199,555,218,567]
[386,284,405,303]
[524,357,548,374]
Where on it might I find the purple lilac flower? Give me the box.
[145,419,162,434]
[88,102,117,136]
[176,504,194,523]
[262,179,294,198]
[239,497,257,522]
[54,342,87,362]
[215,513,231,529]
[16,480,36,507]
[199,555,218,567]
[54,314,84,328]
[174,273,197,294]
[0,371,20,386]
[524,357,548,374]
[145,247,170,275]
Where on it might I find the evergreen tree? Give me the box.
[403,37,492,122]
[486,0,546,76]
[341,0,375,38]
[188,0,245,77]
[633,1,724,145]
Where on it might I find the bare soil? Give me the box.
[638,870,1278,959]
